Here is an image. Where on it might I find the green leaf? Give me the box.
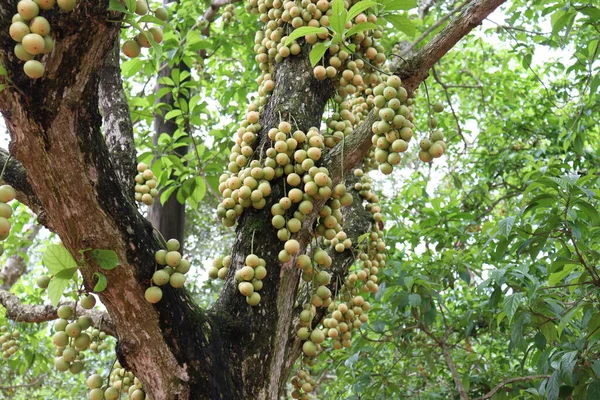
[558,304,582,337]
[284,27,328,46]
[93,272,107,292]
[408,293,421,307]
[125,0,136,12]
[383,14,416,37]
[48,274,74,307]
[534,331,547,350]
[160,186,177,205]
[588,381,600,400]
[503,293,522,323]
[43,245,78,275]
[90,249,119,270]
[347,0,378,22]
[309,42,328,66]
[546,370,560,400]
[165,109,183,120]
[54,268,79,279]
[330,0,347,35]
[138,15,170,28]
[345,22,378,38]
[497,216,516,239]
[381,0,417,10]
[108,0,128,12]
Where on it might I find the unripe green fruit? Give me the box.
[104,387,120,400]
[169,272,186,288]
[122,40,141,58]
[297,327,309,340]
[36,275,50,288]
[35,0,56,10]
[254,265,267,280]
[54,356,70,372]
[65,322,81,337]
[41,35,53,52]
[23,59,44,79]
[57,0,77,12]
[18,0,40,20]
[74,332,91,349]
[154,6,168,21]
[62,347,77,362]
[69,360,84,374]
[14,44,34,61]
[145,286,163,303]
[245,254,259,267]
[207,267,219,279]
[433,102,444,113]
[155,249,167,265]
[55,318,68,332]
[89,388,104,400]
[429,142,444,158]
[148,27,163,43]
[176,258,190,274]
[152,269,170,286]
[87,374,103,389]
[57,305,73,319]
[9,22,30,42]
[12,14,26,23]
[165,251,182,267]
[80,294,96,309]
[166,239,180,252]
[136,31,152,48]
[302,340,316,356]
[246,292,261,306]
[77,316,91,330]
[135,0,148,15]
[131,389,146,400]
[29,16,50,36]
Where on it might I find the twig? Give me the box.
[473,375,550,400]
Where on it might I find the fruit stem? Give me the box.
[251,230,256,255]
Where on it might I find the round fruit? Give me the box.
[74,332,91,349]
[14,44,34,61]
[148,27,163,43]
[302,340,316,356]
[87,374,103,389]
[136,31,152,48]
[42,35,54,53]
[57,0,77,12]
[238,281,254,296]
[69,361,84,374]
[21,33,45,55]
[165,251,181,267]
[29,17,50,36]
[154,6,168,21]
[80,294,96,309]
[131,389,146,400]
[433,102,444,113]
[169,272,185,288]
[155,249,167,265]
[104,387,120,400]
[152,269,170,286]
[122,40,141,58]
[77,316,91,330]
[52,331,69,347]
[135,0,148,15]
[35,0,56,10]
[144,286,162,303]
[176,258,191,274]
[9,22,30,43]
[166,239,180,252]
[57,305,73,319]
[89,388,104,400]
[54,356,69,372]
[23,60,44,79]
[36,275,50,288]
[65,322,81,337]
[18,0,40,20]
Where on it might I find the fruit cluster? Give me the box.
[0,185,16,242]
[121,2,168,59]
[145,239,190,304]
[9,0,77,79]
[87,362,146,400]
[208,254,231,280]
[52,304,94,374]
[290,368,316,400]
[234,253,267,306]
[223,4,235,24]
[134,162,159,206]
[0,326,20,359]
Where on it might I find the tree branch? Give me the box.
[99,38,136,199]
[0,223,41,290]
[395,0,507,92]
[474,375,550,400]
[0,290,116,337]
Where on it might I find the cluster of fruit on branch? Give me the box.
[121,1,168,59]
[9,0,76,79]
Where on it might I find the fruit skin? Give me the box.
[29,16,50,36]
[0,218,11,236]
[57,0,77,12]
[57,305,73,319]
[35,0,56,10]
[135,0,148,15]
[154,6,168,21]
[42,35,54,53]
[21,33,45,55]
[18,0,40,20]
[144,286,163,303]
[80,294,96,309]
[23,59,44,79]
[9,22,30,43]
[0,186,16,203]
[36,275,50,288]
[14,44,34,61]
[122,40,141,58]
[148,26,164,43]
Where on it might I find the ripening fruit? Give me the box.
[80,294,96,309]
[152,269,170,286]
[18,0,40,20]
[144,286,163,303]
[104,387,120,400]
[36,275,50,288]
[165,251,182,267]
[148,27,163,43]
[122,40,141,58]
[89,388,104,400]
[14,43,33,61]
[29,16,50,36]
[21,33,45,55]
[57,305,73,319]
[433,102,444,113]
[65,322,81,337]
[166,239,180,252]
[54,356,70,372]
[52,331,69,347]
[135,0,148,15]
[136,31,152,48]
[0,217,13,236]
[131,390,146,400]
[34,0,56,10]
[238,281,254,296]
[57,0,77,12]
[169,273,185,288]
[302,340,316,356]
[246,292,261,306]
[9,22,30,42]
[0,186,16,203]
[42,35,53,53]
[87,374,103,389]
[23,59,44,79]
[313,66,326,80]
[154,7,168,21]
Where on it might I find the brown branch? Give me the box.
[441,333,469,400]
[474,375,550,400]
[395,0,508,92]
[99,38,136,199]
[0,373,47,391]
[0,290,116,337]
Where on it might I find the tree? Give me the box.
[0,0,598,399]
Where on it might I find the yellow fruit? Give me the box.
[21,33,45,55]
[122,40,141,58]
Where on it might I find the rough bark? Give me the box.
[0,0,508,398]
